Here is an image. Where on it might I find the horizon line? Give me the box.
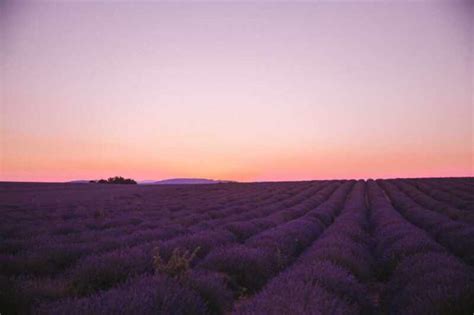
[1,175,473,185]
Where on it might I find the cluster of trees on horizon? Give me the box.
[89,176,137,185]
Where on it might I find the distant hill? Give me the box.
[68,180,90,184]
[149,178,235,185]
[137,180,159,184]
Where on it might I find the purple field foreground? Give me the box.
[0,178,473,314]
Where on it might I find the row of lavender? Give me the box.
[32,181,353,314]
[0,181,319,263]
[0,178,473,314]
[0,180,340,313]
[379,180,474,265]
[237,180,474,314]
[38,179,474,314]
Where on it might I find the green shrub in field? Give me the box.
[153,247,200,278]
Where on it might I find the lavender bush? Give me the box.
[0,178,472,314]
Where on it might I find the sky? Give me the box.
[0,1,473,182]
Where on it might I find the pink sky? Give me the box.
[1,1,472,182]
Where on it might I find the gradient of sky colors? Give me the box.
[1,1,473,182]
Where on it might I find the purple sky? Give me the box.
[1,1,472,181]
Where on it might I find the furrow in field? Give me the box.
[379,180,474,265]
[233,181,375,314]
[390,179,474,224]
[409,179,473,211]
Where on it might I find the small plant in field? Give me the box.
[153,247,200,278]
[93,208,107,219]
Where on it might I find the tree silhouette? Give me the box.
[90,176,137,184]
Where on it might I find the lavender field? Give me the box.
[1,178,473,314]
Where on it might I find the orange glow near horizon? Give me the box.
[1,129,471,182]
[1,1,473,182]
